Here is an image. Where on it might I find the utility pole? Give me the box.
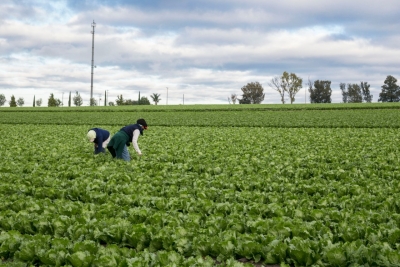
[90,20,96,102]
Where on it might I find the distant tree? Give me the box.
[308,79,332,103]
[269,76,285,104]
[48,93,57,107]
[90,98,97,106]
[229,94,238,104]
[306,79,312,100]
[48,93,61,107]
[36,98,42,107]
[340,83,348,103]
[282,71,303,104]
[378,75,400,102]
[340,82,372,103]
[269,71,303,104]
[17,97,25,107]
[9,95,17,107]
[116,95,124,106]
[108,102,115,106]
[360,82,373,103]
[73,91,83,106]
[239,82,265,104]
[347,84,363,103]
[150,93,161,105]
[139,96,151,105]
[33,95,35,107]
[0,94,6,106]
[125,99,135,105]
[68,91,71,107]
[238,97,251,104]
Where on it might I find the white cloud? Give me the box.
[0,0,400,106]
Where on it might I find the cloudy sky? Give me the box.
[1,0,400,106]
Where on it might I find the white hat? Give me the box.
[87,130,96,142]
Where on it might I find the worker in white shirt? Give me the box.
[107,119,148,161]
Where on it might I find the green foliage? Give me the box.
[9,95,17,107]
[1,106,400,128]
[150,93,161,105]
[308,80,332,103]
[340,83,348,103]
[1,106,400,266]
[282,71,303,104]
[347,84,363,103]
[116,95,151,105]
[139,96,151,105]
[340,82,373,103]
[0,94,6,106]
[16,97,24,107]
[379,75,400,102]
[48,93,61,107]
[124,99,135,105]
[73,91,83,106]
[90,98,97,106]
[115,94,124,106]
[361,81,373,103]
[269,72,303,104]
[35,98,42,107]
[239,82,265,104]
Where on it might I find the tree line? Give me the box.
[2,74,399,107]
[230,73,400,104]
[0,91,162,107]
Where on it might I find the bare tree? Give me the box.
[340,83,348,103]
[269,76,285,104]
[36,98,43,107]
[361,81,373,103]
[269,72,303,104]
[16,97,25,107]
[230,94,237,104]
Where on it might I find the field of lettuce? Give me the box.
[0,104,400,267]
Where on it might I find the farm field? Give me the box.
[0,104,400,266]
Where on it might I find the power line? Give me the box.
[90,20,96,102]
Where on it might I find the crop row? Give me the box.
[1,103,400,113]
[1,109,400,128]
[1,124,400,266]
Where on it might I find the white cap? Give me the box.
[87,130,96,142]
